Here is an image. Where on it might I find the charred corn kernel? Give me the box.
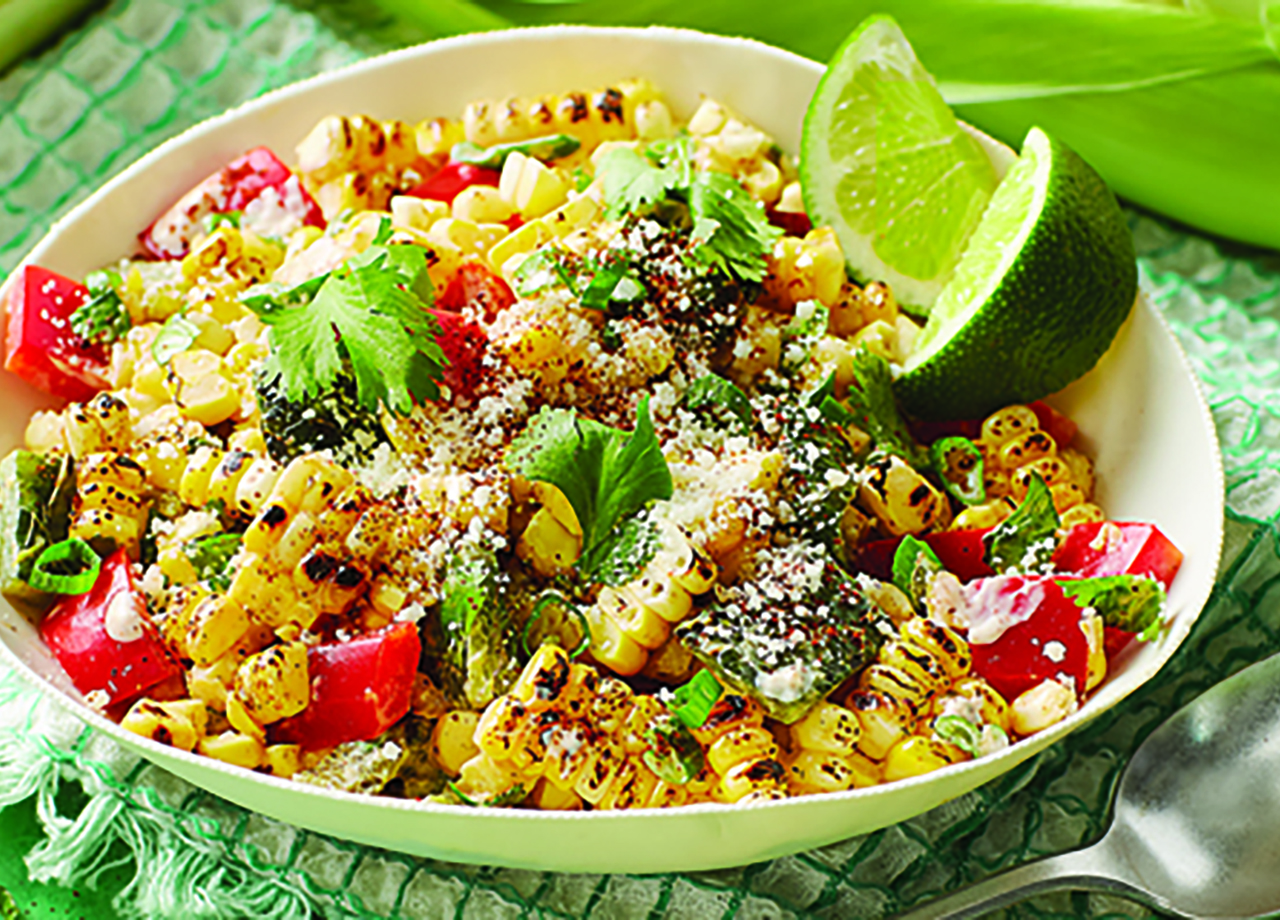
[845,689,911,760]
[690,694,765,747]
[590,676,636,735]
[226,691,264,741]
[981,405,1040,449]
[121,698,208,751]
[63,404,110,458]
[1011,456,1074,500]
[983,468,1012,501]
[178,446,221,508]
[71,506,145,555]
[456,752,521,801]
[227,425,266,455]
[432,711,481,775]
[186,596,250,667]
[474,695,542,770]
[861,579,915,627]
[270,511,318,571]
[452,184,515,224]
[1060,502,1106,530]
[1011,678,1078,735]
[787,749,858,795]
[345,504,396,559]
[860,663,934,718]
[899,618,972,681]
[762,227,846,311]
[270,455,325,512]
[791,702,861,757]
[297,115,360,182]
[574,741,627,806]
[657,532,717,596]
[233,457,282,518]
[234,641,309,724]
[517,507,581,576]
[1050,482,1087,514]
[1060,448,1095,497]
[883,736,963,782]
[206,450,254,512]
[528,778,583,811]
[369,578,408,620]
[507,645,570,714]
[169,351,239,426]
[646,779,689,809]
[715,757,787,803]
[846,751,883,788]
[541,721,597,790]
[877,643,949,698]
[182,227,242,281]
[600,760,661,811]
[265,743,301,778]
[559,663,601,720]
[416,116,466,160]
[707,727,779,776]
[627,573,693,624]
[296,461,354,516]
[583,605,647,676]
[598,585,670,650]
[999,430,1057,471]
[622,696,666,755]
[942,677,1012,733]
[198,730,265,769]
[1082,615,1107,692]
[243,503,289,556]
[187,654,239,712]
[391,194,448,232]
[464,80,657,150]
[952,499,1014,531]
[858,453,948,536]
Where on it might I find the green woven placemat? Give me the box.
[2,2,1280,918]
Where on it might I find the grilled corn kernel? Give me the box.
[452,184,515,224]
[198,731,266,769]
[186,596,250,667]
[707,727,779,776]
[598,585,670,651]
[574,741,627,806]
[787,750,858,795]
[121,698,208,751]
[234,641,310,724]
[715,757,787,803]
[265,744,302,778]
[206,450,254,513]
[791,702,861,757]
[858,453,948,536]
[1059,447,1095,497]
[433,712,482,776]
[474,694,536,765]
[845,689,911,761]
[690,694,765,746]
[527,778,583,811]
[517,507,582,576]
[541,721,597,790]
[980,405,1040,449]
[882,736,963,782]
[456,752,521,801]
[899,618,972,681]
[583,604,647,676]
[860,663,934,717]
[1010,678,1079,736]
[1082,614,1107,692]
[937,677,1011,734]
[998,430,1057,471]
[226,691,265,741]
[1060,502,1106,530]
[169,351,239,426]
[1050,482,1087,514]
[952,500,1014,531]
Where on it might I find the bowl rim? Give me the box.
[0,24,1226,829]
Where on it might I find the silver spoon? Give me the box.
[899,653,1280,920]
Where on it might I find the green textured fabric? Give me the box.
[1,1,1280,918]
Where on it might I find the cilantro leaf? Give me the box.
[70,269,130,346]
[254,244,444,415]
[1058,574,1167,636]
[683,374,755,435]
[983,475,1061,574]
[892,535,944,610]
[779,304,829,377]
[686,170,782,283]
[151,313,201,365]
[577,511,660,586]
[842,349,927,466]
[185,533,241,592]
[506,396,673,583]
[598,147,680,220]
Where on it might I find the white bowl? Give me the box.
[0,26,1224,874]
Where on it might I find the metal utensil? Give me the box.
[900,653,1280,920]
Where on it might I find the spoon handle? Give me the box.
[894,838,1164,920]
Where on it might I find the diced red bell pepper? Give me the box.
[1053,521,1183,589]
[3,265,109,401]
[908,416,984,446]
[427,307,488,401]
[407,162,501,206]
[767,207,811,237]
[1103,625,1135,661]
[1029,401,1078,449]
[855,528,995,583]
[968,574,1090,703]
[140,146,325,260]
[39,550,179,706]
[435,260,516,322]
[273,621,421,751]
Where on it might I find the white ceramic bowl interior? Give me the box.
[0,26,1224,874]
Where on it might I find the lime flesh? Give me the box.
[802,15,998,310]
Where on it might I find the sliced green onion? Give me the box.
[667,669,723,728]
[451,133,582,169]
[931,436,985,506]
[933,714,981,756]
[521,591,591,659]
[151,313,201,365]
[28,538,101,595]
[891,535,944,611]
[642,715,706,785]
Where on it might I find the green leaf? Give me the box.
[0,885,19,920]
[683,374,755,435]
[666,668,723,728]
[891,535,943,610]
[686,169,782,283]
[257,244,444,415]
[241,273,328,314]
[451,133,582,168]
[598,146,680,219]
[1058,574,1167,635]
[151,313,201,365]
[983,474,1060,574]
[506,396,673,574]
[185,533,241,592]
[70,269,130,345]
[643,713,706,784]
[842,349,927,466]
[577,511,661,586]
[931,436,985,506]
[512,249,578,297]
[779,304,829,376]
[203,210,242,233]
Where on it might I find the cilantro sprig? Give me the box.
[1058,574,1167,639]
[596,137,781,283]
[247,242,444,415]
[506,397,673,585]
[70,269,130,346]
[983,475,1061,574]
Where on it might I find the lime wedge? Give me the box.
[895,127,1137,420]
[801,15,998,310]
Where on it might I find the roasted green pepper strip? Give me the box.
[450,133,582,169]
[931,436,985,506]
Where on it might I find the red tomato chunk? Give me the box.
[3,265,109,401]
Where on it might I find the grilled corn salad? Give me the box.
[0,77,1181,810]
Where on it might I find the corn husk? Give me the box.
[473,0,1280,250]
[0,0,98,75]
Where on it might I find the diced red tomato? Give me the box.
[968,574,1090,703]
[407,162,501,206]
[767,208,811,237]
[1053,521,1183,589]
[855,528,995,583]
[436,260,516,322]
[273,621,421,751]
[39,550,180,706]
[427,307,488,401]
[1103,625,1135,661]
[140,146,325,259]
[1029,401,1078,449]
[3,265,109,401]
